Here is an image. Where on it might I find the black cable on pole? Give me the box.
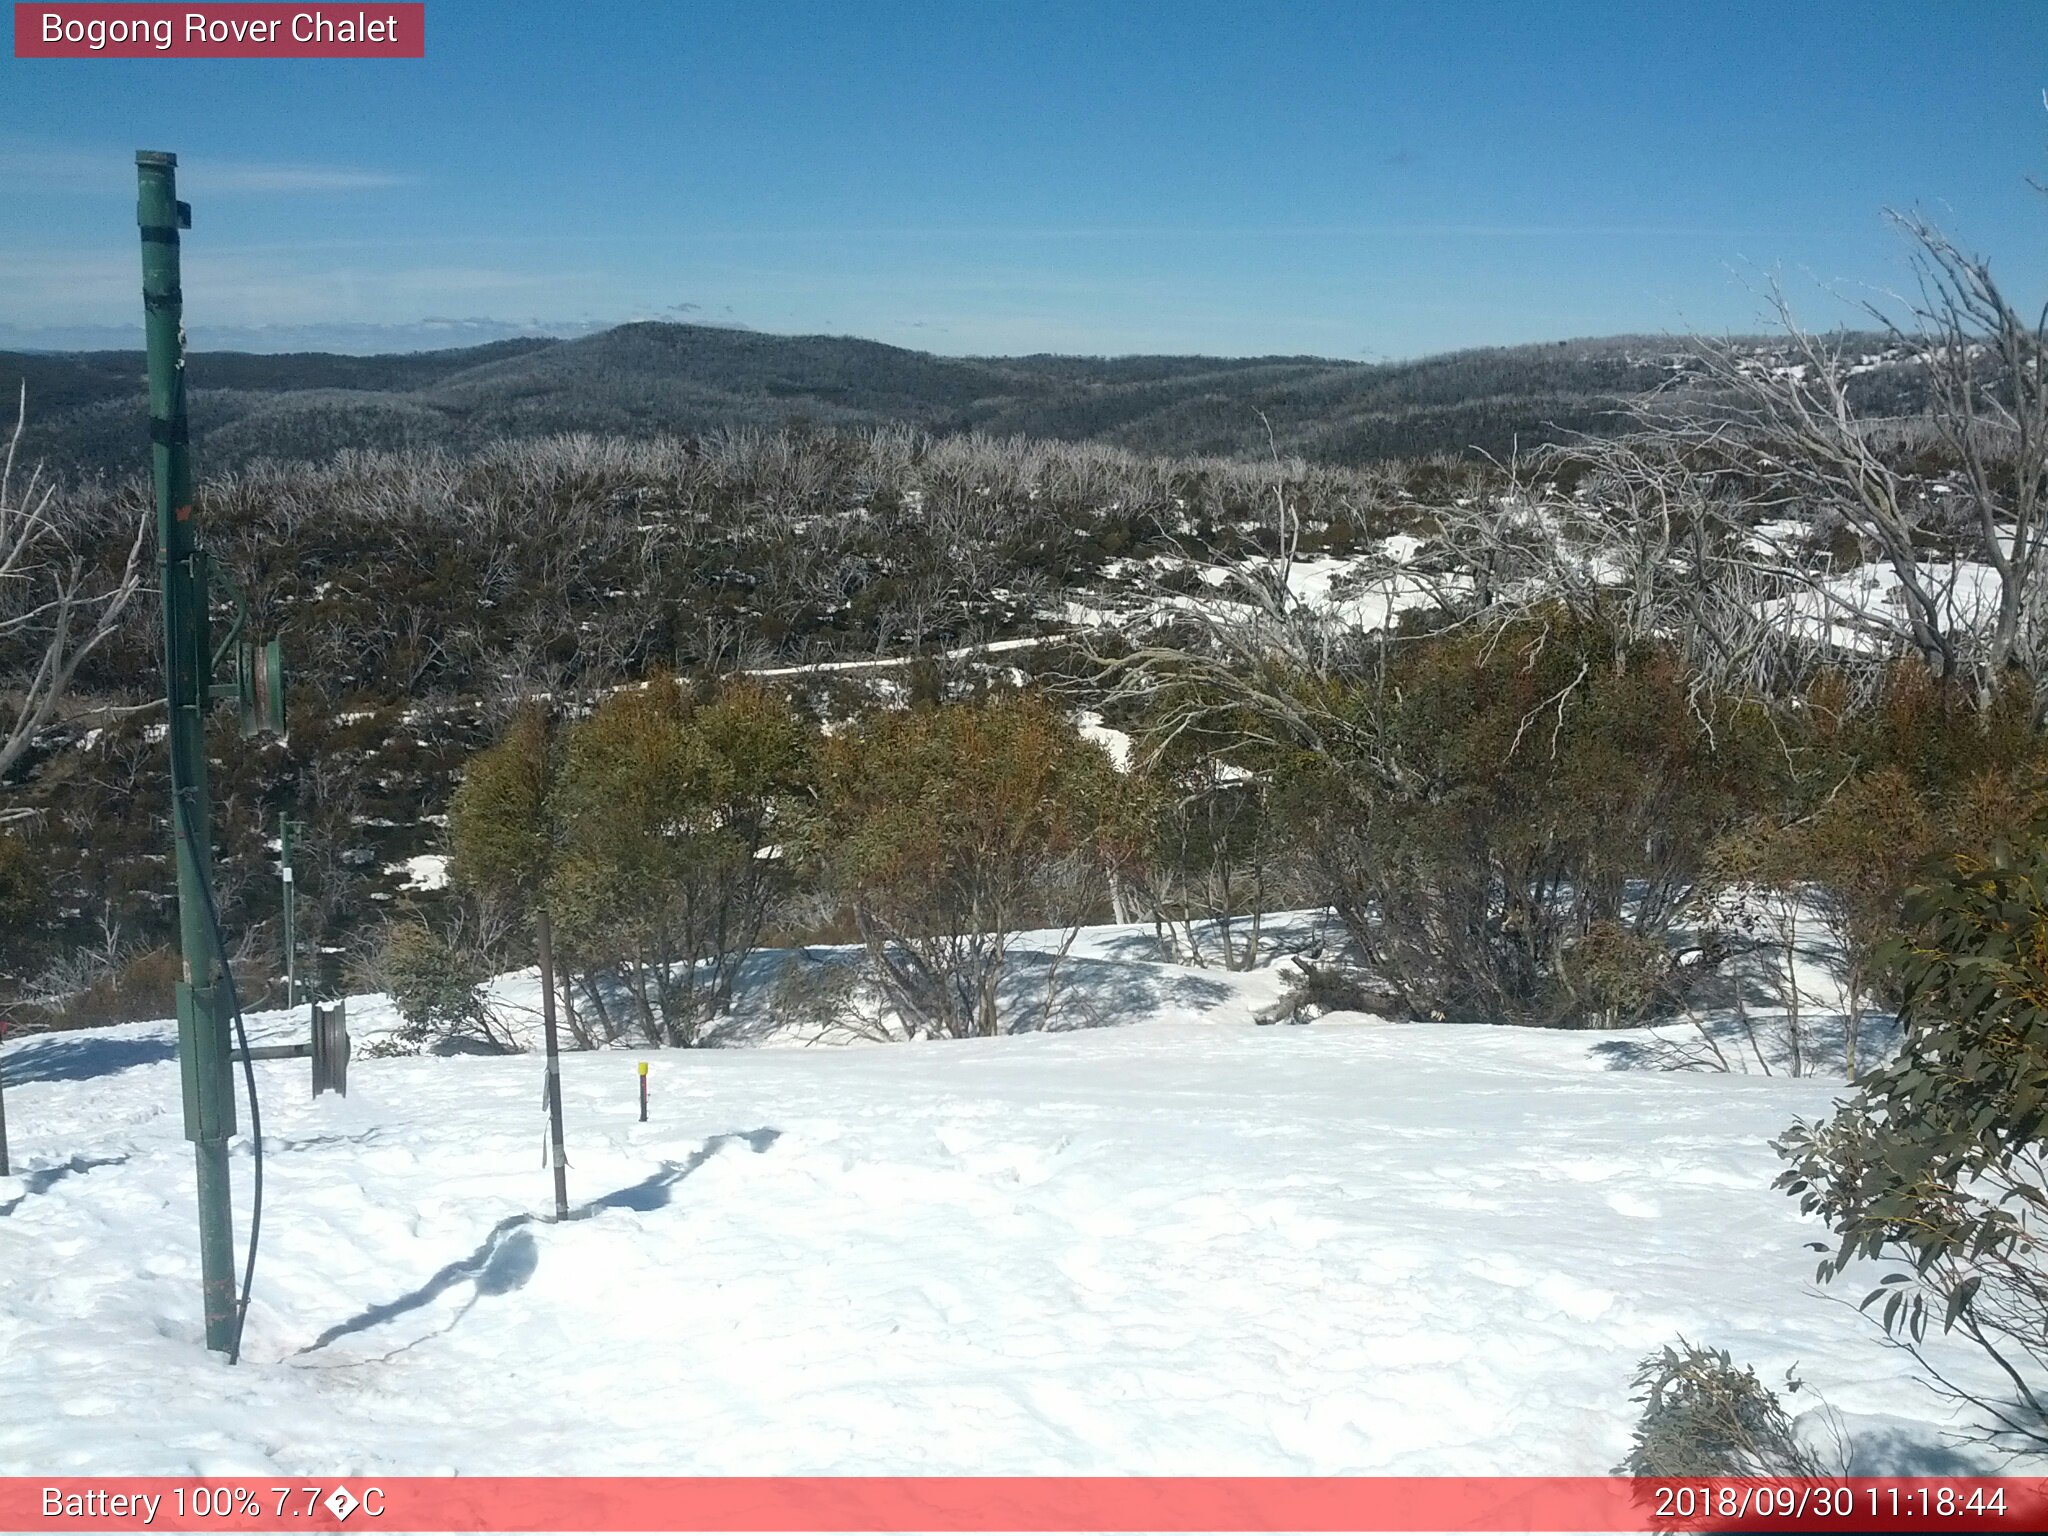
[176,792,262,1367]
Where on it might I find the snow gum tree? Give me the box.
[1669,216,2048,718]
[1776,834,2048,1453]
[450,682,812,1048]
[548,678,810,1047]
[816,692,1140,1038]
[448,703,558,906]
[445,702,563,1047]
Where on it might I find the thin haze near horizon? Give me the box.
[3,0,2046,359]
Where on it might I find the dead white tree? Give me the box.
[0,387,148,799]
[1888,212,2048,708]
[1614,210,2048,715]
[1079,444,1464,781]
[1438,454,1788,687]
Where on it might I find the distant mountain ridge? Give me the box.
[0,321,1881,478]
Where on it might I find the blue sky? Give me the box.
[3,0,2046,357]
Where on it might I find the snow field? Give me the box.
[0,950,2012,1477]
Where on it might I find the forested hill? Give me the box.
[1,324,1741,476]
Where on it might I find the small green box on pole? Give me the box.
[175,982,236,1142]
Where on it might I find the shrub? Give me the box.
[1784,667,2048,1036]
[816,692,1136,1037]
[1564,920,1673,1029]
[1615,1340,1833,1477]
[1258,959,1408,1024]
[50,946,182,1031]
[378,920,504,1053]
[0,829,35,939]
[765,950,864,1039]
[1274,606,1784,1025]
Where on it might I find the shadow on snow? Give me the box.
[297,1128,780,1357]
[0,1154,132,1218]
[1,1034,177,1085]
[1590,1012,1903,1077]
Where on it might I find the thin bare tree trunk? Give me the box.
[537,909,569,1221]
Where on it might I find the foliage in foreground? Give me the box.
[1776,831,2048,1452]
[1615,1339,1834,1477]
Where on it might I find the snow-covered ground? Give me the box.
[1,919,2018,1481]
[1758,559,2004,654]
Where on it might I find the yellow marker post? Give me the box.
[637,1061,649,1123]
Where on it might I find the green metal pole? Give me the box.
[280,814,297,1009]
[139,150,238,1355]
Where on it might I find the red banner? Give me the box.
[6,1477,2048,1533]
[13,4,424,58]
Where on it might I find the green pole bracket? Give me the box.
[175,982,236,1141]
[209,553,245,677]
